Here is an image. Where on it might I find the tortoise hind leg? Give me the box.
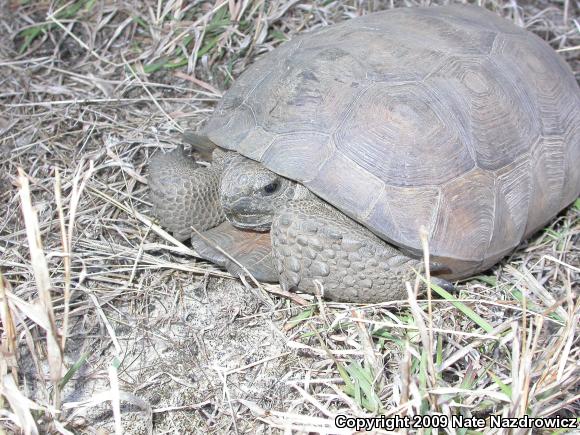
[271,198,426,303]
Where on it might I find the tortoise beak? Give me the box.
[223,199,272,232]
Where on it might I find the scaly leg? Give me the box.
[148,146,226,241]
[148,146,278,281]
[271,198,451,303]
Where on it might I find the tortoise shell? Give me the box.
[203,5,580,278]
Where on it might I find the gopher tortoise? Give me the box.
[149,5,580,303]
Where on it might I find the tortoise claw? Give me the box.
[431,277,456,293]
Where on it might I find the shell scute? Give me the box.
[206,5,580,273]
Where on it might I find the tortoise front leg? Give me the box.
[148,146,278,282]
[148,146,226,241]
[271,197,439,303]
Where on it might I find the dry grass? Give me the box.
[0,0,578,434]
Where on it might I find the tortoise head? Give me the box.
[220,154,307,231]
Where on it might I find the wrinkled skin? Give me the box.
[148,147,452,302]
[220,154,310,231]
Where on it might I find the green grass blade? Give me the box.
[58,351,90,389]
[487,370,512,399]
[473,275,497,286]
[286,306,316,329]
[423,278,494,333]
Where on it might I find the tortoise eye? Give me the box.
[263,181,280,195]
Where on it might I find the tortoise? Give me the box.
[148,4,580,303]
